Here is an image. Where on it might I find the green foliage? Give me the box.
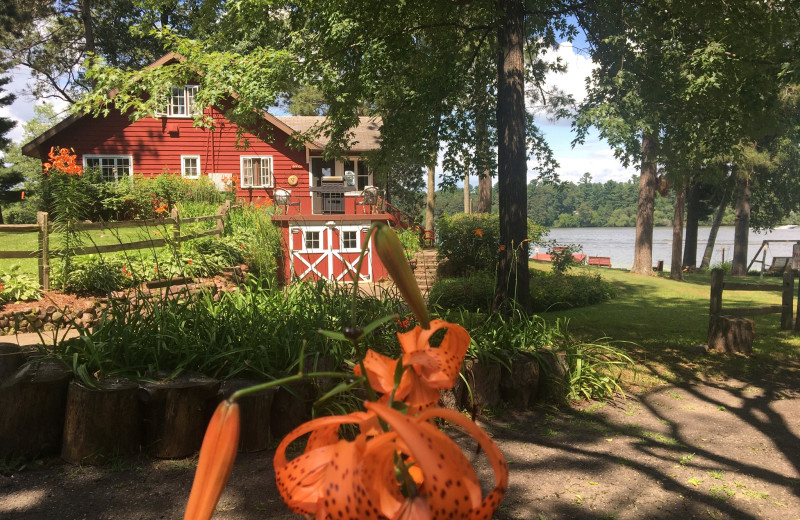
[224,204,283,279]
[430,268,615,314]
[529,270,615,312]
[396,227,421,261]
[429,272,495,313]
[0,264,41,303]
[1,200,38,224]
[436,213,502,276]
[52,278,402,382]
[548,243,582,275]
[552,320,634,401]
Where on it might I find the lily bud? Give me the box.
[373,222,430,328]
[184,400,240,520]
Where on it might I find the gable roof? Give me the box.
[22,52,381,159]
[277,116,381,153]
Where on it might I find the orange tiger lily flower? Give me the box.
[184,400,240,520]
[273,411,377,517]
[362,401,509,520]
[356,320,470,409]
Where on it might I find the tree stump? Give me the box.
[220,379,277,453]
[0,343,25,383]
[707,315,755,355]
[499,353,541,409]
[462,357,501,411]
[139,372,220,459]
[61,379,142,464]
[0,359,72,459]
[537,348,569,402]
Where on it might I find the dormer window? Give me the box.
[156,86,199,117]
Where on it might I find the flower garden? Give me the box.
[0,151,630,519]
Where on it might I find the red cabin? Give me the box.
[22,53,395,283]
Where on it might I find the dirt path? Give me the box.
[1,379,798,520]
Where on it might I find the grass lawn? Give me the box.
[534,263,800,390]
[0,225,176,276]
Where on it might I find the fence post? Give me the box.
[781,269,794,330]
[171,207,181,249]
[710,268,724,317]
[37,211,50,291]
[216,201,229,236]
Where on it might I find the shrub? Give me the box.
[428,272,495,313]
[0,265,42,303]
[225,204,282,279]
[429,269,615,314]
[529,269,615,311]
[397,227,422,260]
[547,242,583,275]
[437,213,546,277]
[2,200,38,224]
[436,213,501,276]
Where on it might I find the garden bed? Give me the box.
[0,270,245,335]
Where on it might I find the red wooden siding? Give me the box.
[35,107,309,202]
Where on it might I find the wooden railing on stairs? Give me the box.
[381,199,435,248]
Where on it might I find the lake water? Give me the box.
[538,226,800,271]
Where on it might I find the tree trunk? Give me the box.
[425,163,435,233]
[476,107,492,213]
[630,131,658,275]
[683,182,699,268]
[731,176,751,277]
[700,186,730,271]
[464,172,471,213]
[81,0,95,54]
[670,184,685,281]
[494,0,530,312]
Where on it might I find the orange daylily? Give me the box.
[356,320,470,409]
[473,229,483,238]
[184,400,240,520]
[43,147,83,176]
[273,401,508,520]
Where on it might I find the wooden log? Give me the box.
[139,372,220,459]
[61,379,142,464]
[219,380,277,453]
[707,315,755,355]
[462,357,501,411]
[0,343,25,383]
[0,359,72,459]
[499,352,541,409]
[270,381,315,441]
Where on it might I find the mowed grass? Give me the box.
[0,225,174,277]
[533,262,800,390]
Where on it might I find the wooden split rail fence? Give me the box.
[0,201,238,291]
[708,267,798,353]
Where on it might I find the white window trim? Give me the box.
[155,85,200,118]
[303,229,324,253]
[82,155,134,182]
[240,155,274,189]
[181,155,201,179]
[339,226,361,252]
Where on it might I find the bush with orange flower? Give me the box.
[183,223,509,520]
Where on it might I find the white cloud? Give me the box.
[542,41,596,106]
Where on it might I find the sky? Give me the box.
[1,39,638,185]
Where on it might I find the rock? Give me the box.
[81,313,94,324]
[51,311,64,323]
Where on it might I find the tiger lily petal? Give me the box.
[184,400,240,520]
[364,402,483,518]
[274,412,373,517]
[417,407,509,520]
[399,320,470,389]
